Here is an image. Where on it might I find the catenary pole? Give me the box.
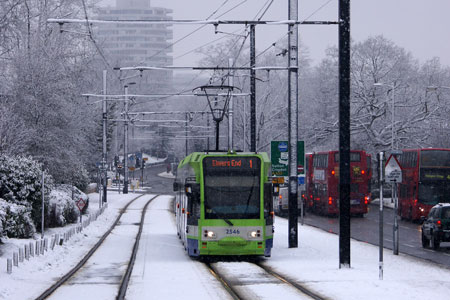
[41,170,44,239]
[123,85,129,194]
[288,0,299,248]
[102,70,107,204]
[228,58,234,151]
[250,25,256,152]
[338,0,351,268]
[378,151,384,280]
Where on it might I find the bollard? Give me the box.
[51,236,56,250]
[35,240,40,256]
[13,252,18,267]
[29,243,34,257]
[7,259,12,274]
[44,238,48,252]
[25,245,29,260]
[55,234,59,247]
[19,248,24,262]
[40,239,45,254]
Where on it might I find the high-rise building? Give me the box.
[96,0,173,92]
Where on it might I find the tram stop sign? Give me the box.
[385,154,402,183]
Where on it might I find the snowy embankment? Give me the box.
[0,192,137,299]
[1,191,450,299]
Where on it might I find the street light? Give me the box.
[123,82,136,194]
[374,82,396,150]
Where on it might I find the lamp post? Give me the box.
[374,82,396,150]
[123,82,136,194]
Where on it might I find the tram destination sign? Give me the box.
[203,157,260,171]
[385,154,402,183]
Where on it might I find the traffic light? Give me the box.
[114,155,119,167]
[141,159,146,169]
[135,156,141,168]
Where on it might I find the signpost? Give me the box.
[76,198,86,223]
[385,153,402,255]
[270,141,305,177]
[271,140,306,226]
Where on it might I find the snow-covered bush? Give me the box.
[0,199,36,238]
[47,185,88,227]
[0,154,53,233]
[72,166,90,193]
[0,199,5,239]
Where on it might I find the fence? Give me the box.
[5,204,107,274]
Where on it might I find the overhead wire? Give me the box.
[139,0,248,67]
[80,0,113,70]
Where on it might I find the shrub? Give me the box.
[0,154,53,232]
[48,185,81,227]
[0,199,36,238]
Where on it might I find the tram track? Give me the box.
[205,260,328,300]
[36,194,159,300]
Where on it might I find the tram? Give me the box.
[174,151,277,257]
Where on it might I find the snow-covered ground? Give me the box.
[1,190,450,299]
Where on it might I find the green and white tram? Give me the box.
[174,151,277,257]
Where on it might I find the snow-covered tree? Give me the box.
[0,0,103,185]
[0,154,52,236]
[303,35,450,154]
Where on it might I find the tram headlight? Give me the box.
[248,230,261,239]
[204,230,216,238]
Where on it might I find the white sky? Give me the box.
[99,0,450,67]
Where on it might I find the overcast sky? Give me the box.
[98,0,450,68]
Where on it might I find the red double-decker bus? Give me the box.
[398,148,450,221]
[305,150,372,217]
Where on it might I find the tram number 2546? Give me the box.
[226,229,240,235]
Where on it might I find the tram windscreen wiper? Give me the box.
[224,218,233,226]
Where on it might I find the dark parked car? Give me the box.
[421,203,450,249]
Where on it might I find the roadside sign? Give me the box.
[271,141,305,177]
[76,198,86,211]
[385,154,402,183]
[272,177,285,184]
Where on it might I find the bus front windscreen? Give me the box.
[418,182,450,206]
[419,150,450,205]
[203,156,261,219]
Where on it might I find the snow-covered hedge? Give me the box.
[0,155,90,240]
[48,185,89,227]
[0,154,52,233]
[0,199,36,238]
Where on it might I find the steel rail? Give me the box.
[255,262,329,300]
[117,195,160,299]
[205,260,329,300]
[204,262,241,300]
[35,194,146,300]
